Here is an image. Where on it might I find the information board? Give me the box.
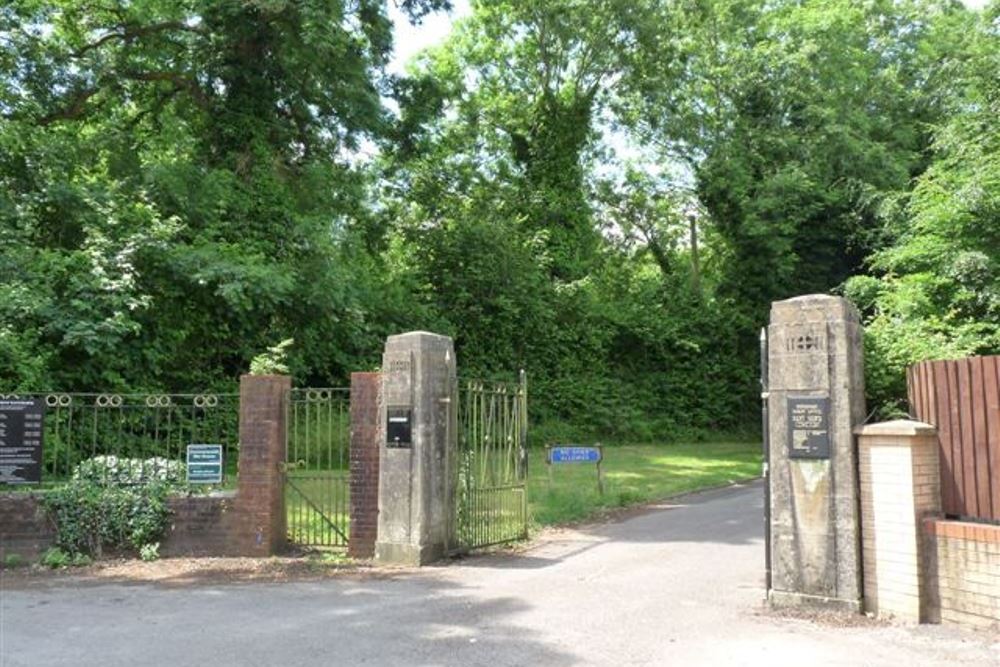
[787,397,831,459]
[548,446,602,464]
[546,444,604,495]
[0,399,45,484]
[186,444,223,484]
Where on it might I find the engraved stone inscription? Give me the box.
[384,352,413,406]
[784,326,826,353]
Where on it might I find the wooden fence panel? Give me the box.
[907,356,1000,522]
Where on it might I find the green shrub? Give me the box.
[2,553,27,569]
[40,547,72,569]
[71,552,93,567]
[139,542,160,562]
[42,481,171,558]
[72,455,186,486]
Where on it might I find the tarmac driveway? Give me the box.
[1,482,997,666]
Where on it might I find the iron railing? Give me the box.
[454,371,529,550]
[0,392,239,488]
[285,388,351,548]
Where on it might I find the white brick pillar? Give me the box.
[856,420,941,622]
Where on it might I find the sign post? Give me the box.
[546,445,604,495]
[186,444,224,484]
[0,399,44,485]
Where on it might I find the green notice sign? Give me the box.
[186,444,223,484]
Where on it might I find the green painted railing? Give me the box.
[285,388,350,548]
[454,371,529,550]
[0,391,239,489]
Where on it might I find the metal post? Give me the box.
[760,327,771,595]
[596,445,604,496]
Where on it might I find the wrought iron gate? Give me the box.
[285,388,350,548]
[453,371,529,551]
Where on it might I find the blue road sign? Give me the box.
[548,446,602,464]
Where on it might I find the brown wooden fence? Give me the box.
[907,356,1000,522]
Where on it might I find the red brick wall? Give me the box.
[0,494,54,560]
[160,495,241,557]
[348,372,381,559]
[1,494,247,560]
[0,375,290,562]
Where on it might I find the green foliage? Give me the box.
[847,4,1000,414]
[42,481,171,558]
[139,542,161,562]
[2,553,27,569]
[39,548,72,569]
[1,0,996,440]
[72,456,186,486]
[250,338,294,376]
[38,547,90,569]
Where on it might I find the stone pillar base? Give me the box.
[768,590,862,613]
[375,541,446,566]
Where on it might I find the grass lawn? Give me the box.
[528,441,762,527]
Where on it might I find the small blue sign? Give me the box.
[549,446,602,464]
[186,444,223,484]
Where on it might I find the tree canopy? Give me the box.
[2,0,997,438]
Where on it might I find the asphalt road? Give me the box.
[1,482,997,667]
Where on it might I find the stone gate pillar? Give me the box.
[767,295,866,611]
[375,332,457,565]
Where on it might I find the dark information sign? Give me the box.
[0,399,45,484]
[787,397,830,459]
[186,444,223,484]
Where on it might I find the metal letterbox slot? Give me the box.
[386,407,412,448]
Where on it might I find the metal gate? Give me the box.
[453,371,529,551]
[285,388,350,548]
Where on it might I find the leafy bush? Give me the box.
[2,553,26,569]
[72,455,186,486]
[250,338,294,375]
[39,547,71,569]
[139,542,160,562]
[42,481,170,558]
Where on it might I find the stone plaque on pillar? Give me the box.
[767,295,866,611]
[375,332,457,566]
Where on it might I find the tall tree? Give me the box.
[620,0,971,319]
[846,1,1000,413]
[0,0,443,388]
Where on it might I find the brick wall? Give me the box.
[857,421,941,622]
[348,372,381,559]
[923,519,1000,629]
[0,374,290,563]
[160,494,240,557]
[1,493,247,560]
[0,494,54,560]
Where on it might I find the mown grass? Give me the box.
[528,441,762,527]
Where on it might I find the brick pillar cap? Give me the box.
[854,419,936,437]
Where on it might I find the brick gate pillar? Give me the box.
[857,420,941,622]
[236,374,289,556]
[349,372,381,559]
